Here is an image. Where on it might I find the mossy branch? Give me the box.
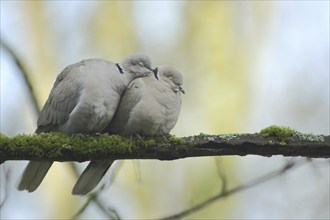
[1,126,329,163]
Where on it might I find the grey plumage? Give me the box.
[16,161,53,192]
[17,54,153,192]
[108,65,184,136]
[71,160,113,195]
[72,65,184,195]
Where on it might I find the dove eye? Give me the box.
[167,75,173,81]
[137,61,144,67]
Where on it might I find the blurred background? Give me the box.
[1,1,329,219]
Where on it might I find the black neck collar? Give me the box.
[115,63,124,74]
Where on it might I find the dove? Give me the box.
[17,54,153,192]
[72,65,184,195]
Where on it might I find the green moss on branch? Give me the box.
[260,125,325,144]
[0,133,165,162]
[0,126,329,163]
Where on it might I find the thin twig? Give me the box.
[0,165,11,209]
[69,163,121,219]
[70,193,97,219]
[0,38,40,115]
[214,157,227,193]
[160,159,302,220]
[70,186,121,220]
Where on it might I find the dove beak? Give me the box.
[152,68,159,80]
[179,85,185,94]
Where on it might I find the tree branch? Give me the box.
[1,126,329,163]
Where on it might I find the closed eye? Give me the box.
[138,61,144,67]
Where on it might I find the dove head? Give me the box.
[157,66,185,94]
[121,54,153,79]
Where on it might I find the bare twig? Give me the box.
[160,159,302,220]
[0,165,11,209]
[214,157,227,193]
[69,163,122,219]
[71,185,121,220]
[0,38,41,115]
[70,192,97,219]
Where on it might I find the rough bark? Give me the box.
[1,126,329,163]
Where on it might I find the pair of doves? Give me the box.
[17,54,184,195]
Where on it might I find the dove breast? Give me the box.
[107,65,183,136]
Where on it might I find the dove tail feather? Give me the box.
[17,161,53,192]
[72,160,113,195]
